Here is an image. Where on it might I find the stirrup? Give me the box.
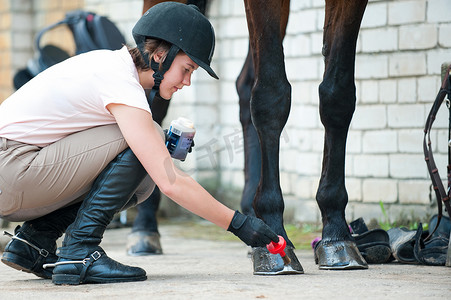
[3,230,50,258]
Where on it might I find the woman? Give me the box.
[0,2,278,285]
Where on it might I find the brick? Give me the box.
[399,24,438,50]
[0,31,10,50]
[11,32,32,50]
[219,104,239,125]
[290,129,324,152]
[315,8,324,31]
[220,58,244,81]
[361,28,397,53]
[297,152,322,176]
[398,129,425,154]
[286,129,311,151]
[389,154,427,178]
[388,0,426,25]
[280,172,293,195]
[44,11,66,26]
[347,130,362,154]
[293,198,321,223]
[194,82,219,104]
[231,0,245,17]
[231,38,248,59]
[293,176,318,200]
[311,0,324,9]
[397,78,416,103]
[108,1,136,22]
[222,17,248,39]
[0,50,10,67]
[427,50,451,76]
[286,57,320,80]
[353,154,389,177]
[427,0,451,23]
[291,0,315,11]
[355,54,388,79]
[362,130,397,153]
[291,81,314,105]
[0,0,11,13]
[35,0,60,11]
[379,79,397,104]
[360,80,378,103]
[0,12,10,29]
[436,129,450,153]
[398,180,431,204]
[11,12,33,31]
[362,179,397,203]
[295,105,319,129]
[418,75,441,103]
[389,53,427,77]
[11,1,32,12]
[218,132,245,168]
[439,24,451,47]
[0,68,12,87]
[351,105,387,130]
[387,104,425,128]
[284,34,311,57]
[61,0,84,11]
[346,178,362,202]
[430,103,450,129]
[287,9,317,34]
[427,153,448,177]
[280,149,298,173]
[361,2,387,28]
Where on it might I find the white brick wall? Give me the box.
[196,0,451,223]
[17,0,449,223]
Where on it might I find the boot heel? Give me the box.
[1,252,34,272]
[52,274,81,285]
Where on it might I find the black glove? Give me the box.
[227,210,279,247]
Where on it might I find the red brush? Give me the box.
[266,235,291,265]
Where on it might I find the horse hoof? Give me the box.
[314,240,368,270]
[252,246,304,275]
[126,231,162,256]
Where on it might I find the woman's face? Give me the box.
[139,52,199,100]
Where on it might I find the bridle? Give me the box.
[423,63,451,239]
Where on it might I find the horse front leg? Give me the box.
[244,0,303,275]
[314,0,368,269]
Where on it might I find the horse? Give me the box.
[137,0,369,273]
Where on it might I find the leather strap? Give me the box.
[423,64,451,239]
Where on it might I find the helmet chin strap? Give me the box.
[148,44,180,106]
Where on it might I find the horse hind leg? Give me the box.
[237,48,260,217]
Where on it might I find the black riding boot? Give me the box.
[1,202,81,279]
[49,148,148,285]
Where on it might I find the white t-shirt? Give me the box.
[0,46,151,147]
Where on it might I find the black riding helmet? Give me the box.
[132,2,218,103]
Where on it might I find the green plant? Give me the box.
[379,201,393,231]
[378,201,428,231]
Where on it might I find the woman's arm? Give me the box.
[108,103,235,229]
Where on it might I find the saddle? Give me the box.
[14,10,125,90]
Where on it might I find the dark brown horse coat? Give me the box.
[141,0,369,273]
